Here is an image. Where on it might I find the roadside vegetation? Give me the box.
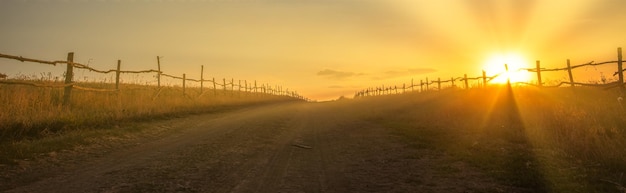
[349,86,626,192]
[0,78,302,164]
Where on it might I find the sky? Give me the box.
[1,0,626,100]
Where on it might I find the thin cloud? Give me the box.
[408,68,437,75]
[317,69,360,80]
[372,68,437,80]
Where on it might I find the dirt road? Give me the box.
[2,101,510,193]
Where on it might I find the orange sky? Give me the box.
[1,0,626,100]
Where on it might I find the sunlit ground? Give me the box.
[353,86,626,192]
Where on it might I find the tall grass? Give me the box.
[349,86,626,192]
[0,79,300,141]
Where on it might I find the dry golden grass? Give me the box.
[0,80,300,141]
[348,86,626,192]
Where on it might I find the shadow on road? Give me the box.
[483,85,550,193]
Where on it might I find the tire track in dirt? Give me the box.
[232,103,333,193]
[229,102,364,193]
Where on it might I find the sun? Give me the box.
[483,53,531,84]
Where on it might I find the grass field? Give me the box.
[0,79,301,162]
[348,86,626,192]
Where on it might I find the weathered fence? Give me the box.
[0,52,309,105]
[355,47,626,97]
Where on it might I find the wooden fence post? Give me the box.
[223,78,226,92]
[536,60,542,87]
[437,77,441,91]
[411,79,414,92]
[200,65,204,93]
[157,56,161,88]
[450,77,455,87]
[403,83,406,93]
[183,73,186,95]
[212,77,217,95]
[464,74,469,89]
[618,47,624,89]
[482,70,487,87]
[254,81,257,93]
[420,80,423,92]
[244,80,248,93]
[505,64,510,87]
[567,59,574,88]
[426,78,429,91]
[230,78,235,96]
[63,52,74,106]
[115,60,121,90]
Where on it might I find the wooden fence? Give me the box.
[355,47,626,97]
[0,52,309,105]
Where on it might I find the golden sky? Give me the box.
[1,0,625,100]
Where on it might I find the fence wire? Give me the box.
[0,52,307,100]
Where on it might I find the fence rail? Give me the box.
[355,47,626,97]
[0,52,310,104]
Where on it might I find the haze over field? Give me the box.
[1,0,625,100]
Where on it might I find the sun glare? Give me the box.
[483,53,531,84]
